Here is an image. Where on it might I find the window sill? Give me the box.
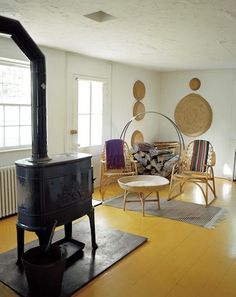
[0,147,31,154]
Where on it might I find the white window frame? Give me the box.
[0,58,31,151]
[77,77,104,148]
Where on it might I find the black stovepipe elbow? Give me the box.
[0,15,49,162]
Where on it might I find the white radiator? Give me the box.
[0,165,17,218]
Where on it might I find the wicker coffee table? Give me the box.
[118,175,169,216]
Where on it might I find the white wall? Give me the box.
[0,36,26,61]
[160,70,236,178]
[111,63,161,146]
[42,47,67,155]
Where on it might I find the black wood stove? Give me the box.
[0,16,97,265]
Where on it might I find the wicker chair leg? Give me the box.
[168,180,184,200]
[212,177,217,198]
[205,181,208,206]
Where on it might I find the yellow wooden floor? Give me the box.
[1,178,236,297]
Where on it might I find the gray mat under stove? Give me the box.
[0,219,147,297]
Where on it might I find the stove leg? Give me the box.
[64,222,72,239]
[16,225,24,265]
[88,207,98,250]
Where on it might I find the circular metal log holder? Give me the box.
[119,111,185,157]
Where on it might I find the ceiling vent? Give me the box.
[84,11,116,22]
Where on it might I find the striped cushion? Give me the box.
[190,140,209,172]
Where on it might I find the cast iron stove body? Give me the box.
[0,16,97,265]
[15,153,97,265]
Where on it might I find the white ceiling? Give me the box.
[1,0,236,71]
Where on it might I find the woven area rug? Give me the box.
[103,194,228,229]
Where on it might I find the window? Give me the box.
[77,79,103,147]
[0,60,31,150]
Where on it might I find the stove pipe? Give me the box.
[0,15,49,162]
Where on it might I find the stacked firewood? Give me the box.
[131,143,179,178]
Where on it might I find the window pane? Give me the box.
[0,127,3,146]
[20,106,31,125]
[5,126,19,146]
[91,81,103,114]
[4,83,17,101]
[78,80,90,113]
[18,69,31,104]
[5,106,19,126]
[0,64,30,104]
[20,126,31,145]
[0,106,3,126]
[91,114,102,146]
[1,66,12,83]
[78,115,90,147]
[0,83,12,103]
[0,61,31,150]
[76,78,104,148]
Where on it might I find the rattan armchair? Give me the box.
[168,140,217,206]
[100,139,137,201]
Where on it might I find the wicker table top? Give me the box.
[118,175,169,192]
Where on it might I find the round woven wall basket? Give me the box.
[133,101,145,121]
[133,80,145,100]
[189,78,201,91]
[131,130,144,145]
[174,93,212,137]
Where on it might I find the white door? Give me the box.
[68,75,111,186]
